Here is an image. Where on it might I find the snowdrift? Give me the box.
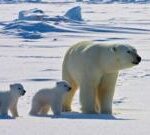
[18,7,83,22]
[1,7,83,39]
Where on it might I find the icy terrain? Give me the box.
[0,3,150,135]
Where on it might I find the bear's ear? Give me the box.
[56,82,60,85]
[111,46,117,52]
[10,84,14,90]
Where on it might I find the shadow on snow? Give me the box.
[31,112,134,120]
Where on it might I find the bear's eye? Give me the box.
[18,87,21,90]
[64,85,68,87]
[127,51,131,54]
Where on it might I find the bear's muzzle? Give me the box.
[132,55,141,65]
[21,90,26,96]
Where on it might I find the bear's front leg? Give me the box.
[0,102,9,116]
[10,103,19,117]
[51,100,62,116]
[98,73,118,114]
[80,82,98,114]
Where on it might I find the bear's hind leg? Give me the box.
[29,102,41,116]
[0,102,9,116]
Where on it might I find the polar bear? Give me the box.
[29,80,71,116]
[0,83,26,117]
[62,41,141,114]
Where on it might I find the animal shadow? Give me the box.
[43,112,133,120]
[0,115,14,120]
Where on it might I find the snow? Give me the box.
[0,2,150,135]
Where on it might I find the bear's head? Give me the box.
[111,44,141,70]
[10,83,26,97]
[56,80,71,92]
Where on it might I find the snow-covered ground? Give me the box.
[0,3,150,135]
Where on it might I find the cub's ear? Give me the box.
[10,84,14,89]
[56,82,60,85]
[111,46,117,52]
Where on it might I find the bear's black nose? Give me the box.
[22,90,26,96]
[137,56,141,63]
[68,87,72,91]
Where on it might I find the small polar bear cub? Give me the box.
[0,83,26,117]
[30,80,71,116]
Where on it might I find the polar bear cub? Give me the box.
[30,80,71,116]
[0,83,26,117]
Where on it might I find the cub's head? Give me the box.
[111,44,141,70]
[10,83,26,96]
[56,80,71,92]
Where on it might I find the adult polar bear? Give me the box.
[62,41,141,114]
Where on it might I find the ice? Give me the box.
[64,6,83,21]
[18,7,83,22]
[18,8,46,21]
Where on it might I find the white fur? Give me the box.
[0,83,26,117]
[30,80,71,116]
[62,41,141,114]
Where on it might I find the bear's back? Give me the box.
[33,89,55,104]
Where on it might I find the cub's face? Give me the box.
[114,45,141,69]
[56,80,71,92]
[10,83,26,96]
